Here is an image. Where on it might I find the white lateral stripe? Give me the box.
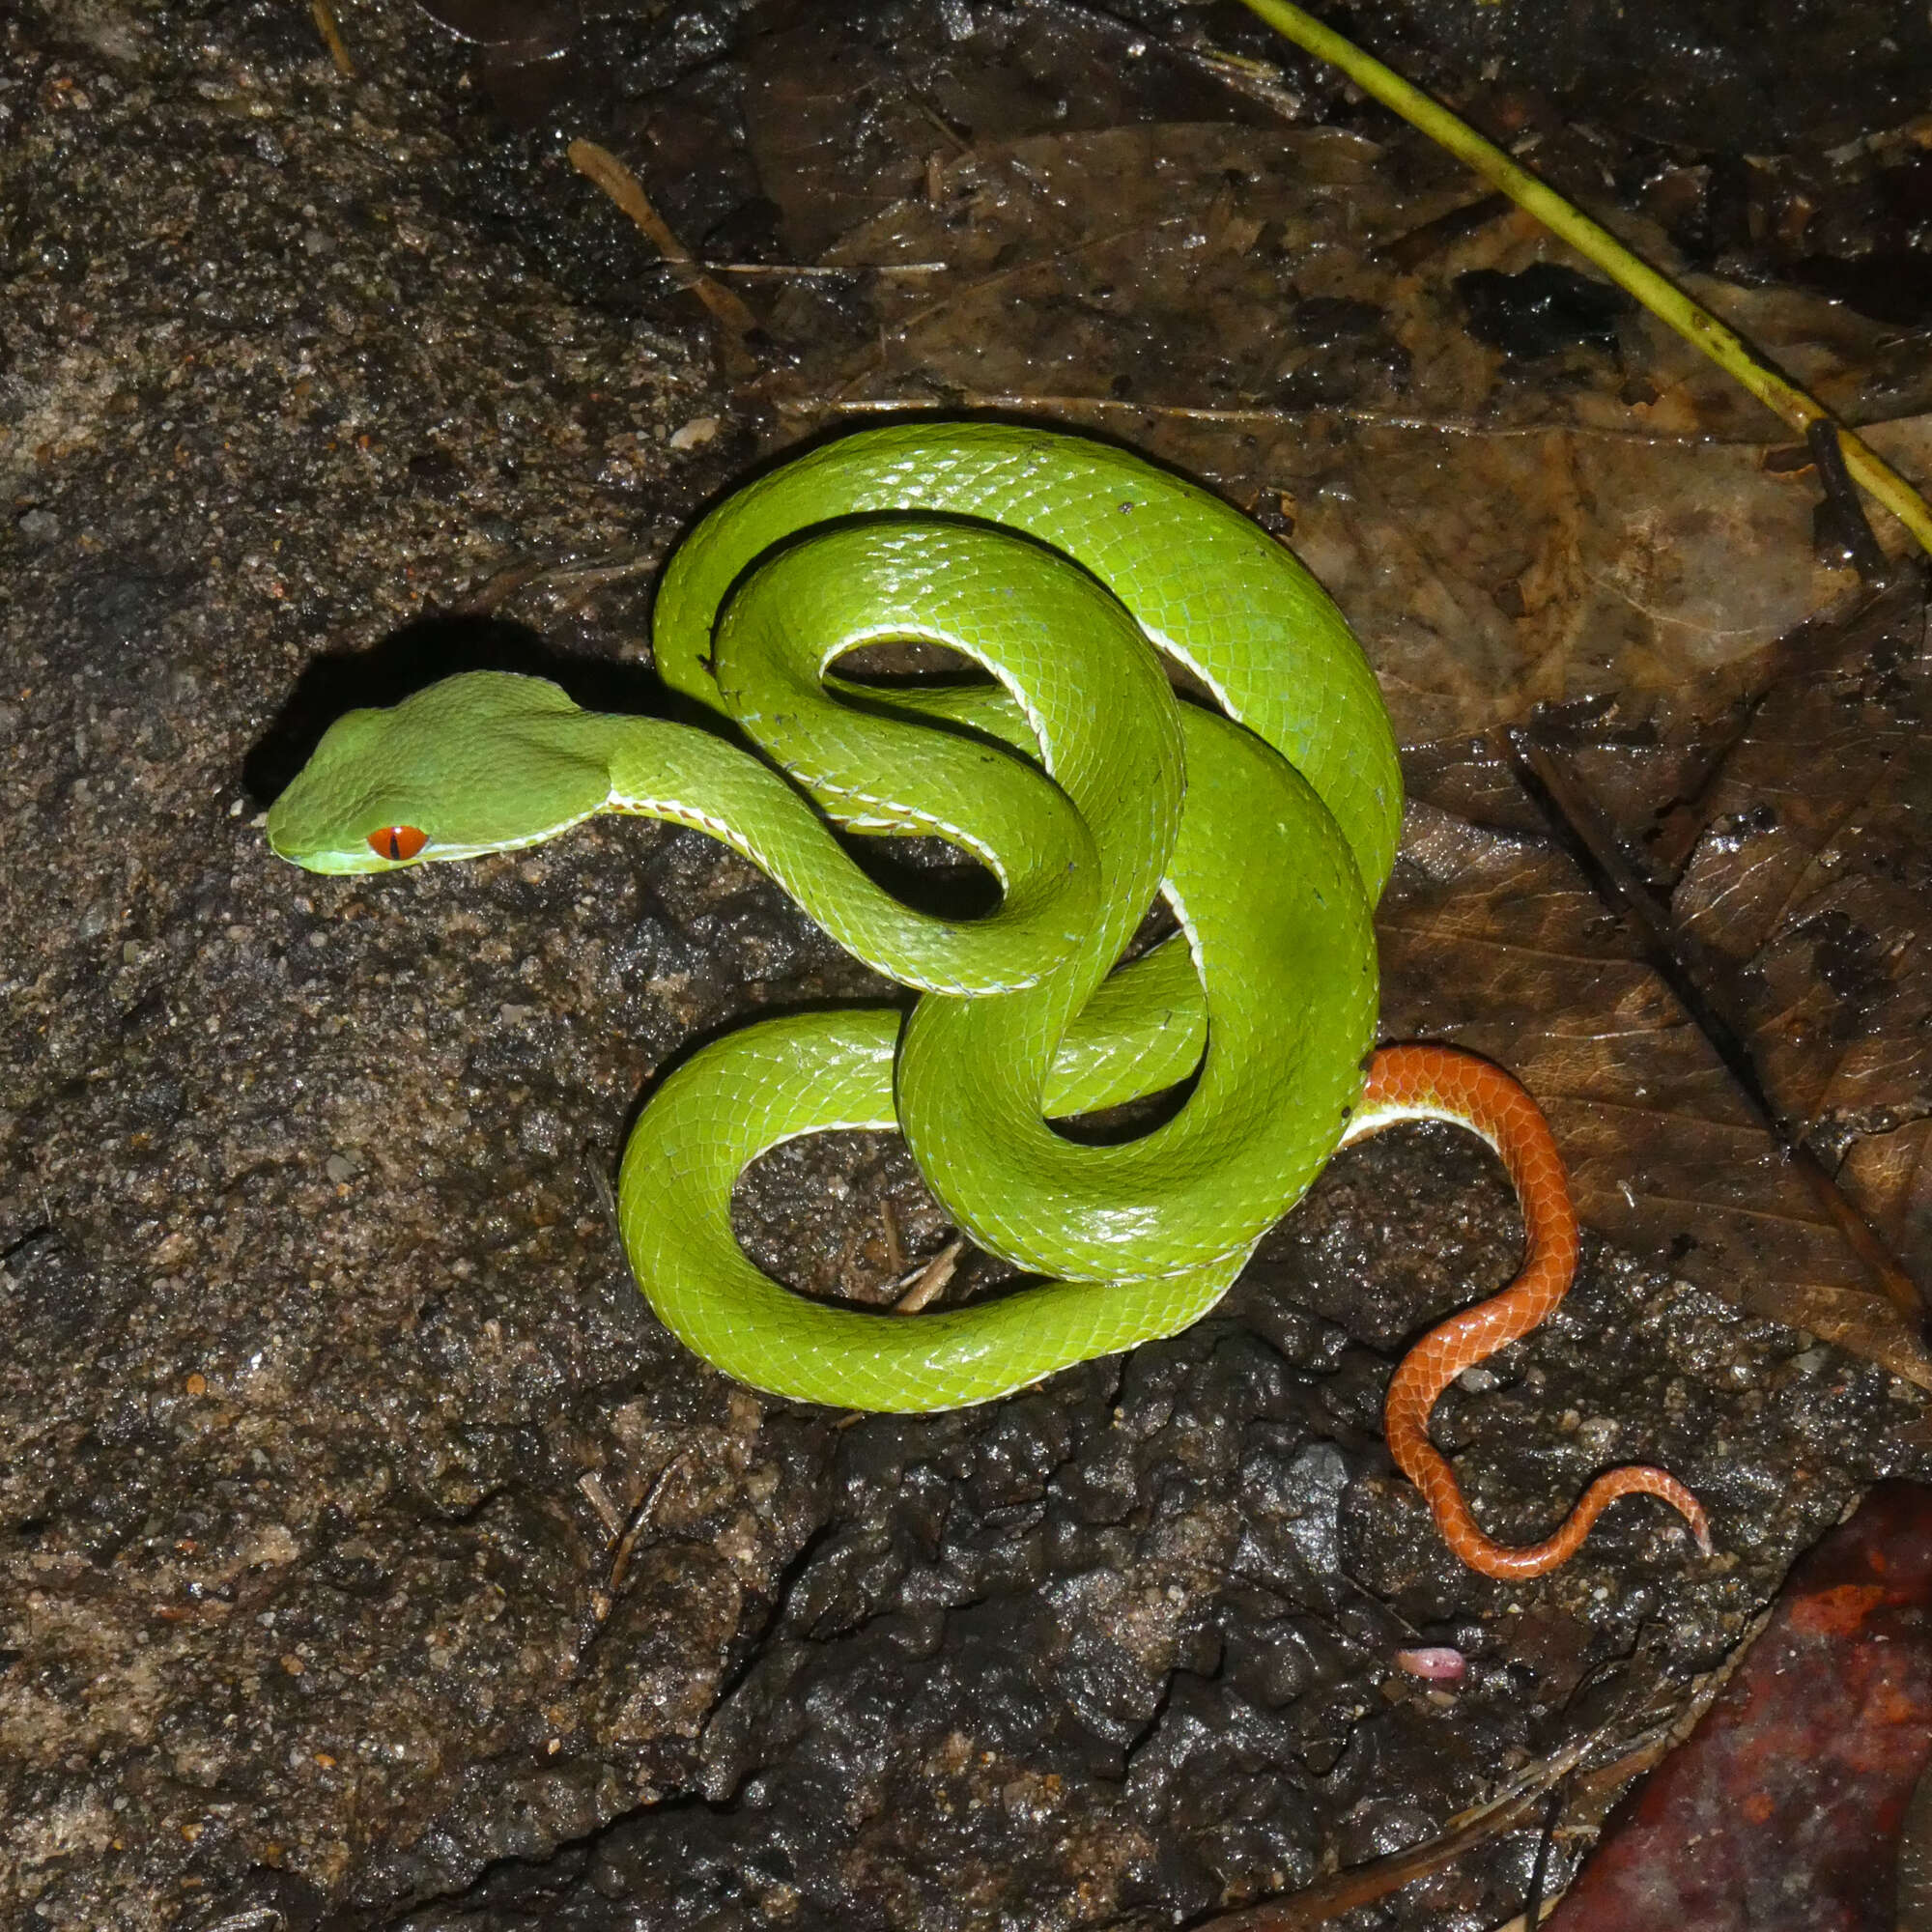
[1340,1098,1503,1156]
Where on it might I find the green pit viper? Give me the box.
[268,423,1710,1577]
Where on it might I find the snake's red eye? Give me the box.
[369,826,428,862]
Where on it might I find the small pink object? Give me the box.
[1394,1646,1467,1683]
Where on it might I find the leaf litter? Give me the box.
[541,2,1932,1917]
[702,34,1932,1378]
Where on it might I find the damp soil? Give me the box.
[5,4,1932,1930]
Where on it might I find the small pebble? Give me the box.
[1394,1646,1467,1683]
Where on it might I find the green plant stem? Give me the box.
[1236,0,1932,557]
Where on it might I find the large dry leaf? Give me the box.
[1380,802,1930,1389]
[730,101,1932,1376]
[1674,587,1932,1135]
[757,119,1932,741]
[1662,579,1932,1291]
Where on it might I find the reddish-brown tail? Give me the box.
[1352,1044,1711,1580]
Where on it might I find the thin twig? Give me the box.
[455,551,665,619]
[1195,1773,1559,1928]
[1522,1782,1566,1929]
[572,1450,696,1667]
[577,1471,625,1541]
[1232,0,1932,556]
[892,1236,965,1314]
[1806,418,1890,586]
[646,259,947,279]
[194,1911,288,1932]
[310,0,354,77]
[567,139,759,345]
[607,1451,692,1600]
[773,389,1879,449]
[1491,1889,1564,1931]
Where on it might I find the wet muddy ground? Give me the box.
[5,3,1932,1928]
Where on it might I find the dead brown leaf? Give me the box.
[1673,587,1932,1130]
[718,72,1932,1376]
[755,118,1932,741]
[1380,801,1930,1389]
[1655,579,1932,1292]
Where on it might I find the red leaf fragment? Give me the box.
[1548,1481,1932,1932]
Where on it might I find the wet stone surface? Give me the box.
[400,1175,1915,1931]
[4,3,1931,1930]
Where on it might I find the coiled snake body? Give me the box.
[268,425,1707,1578]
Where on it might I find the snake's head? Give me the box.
[266,671,611,874]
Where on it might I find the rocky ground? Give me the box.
[4,3,1930,1928]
